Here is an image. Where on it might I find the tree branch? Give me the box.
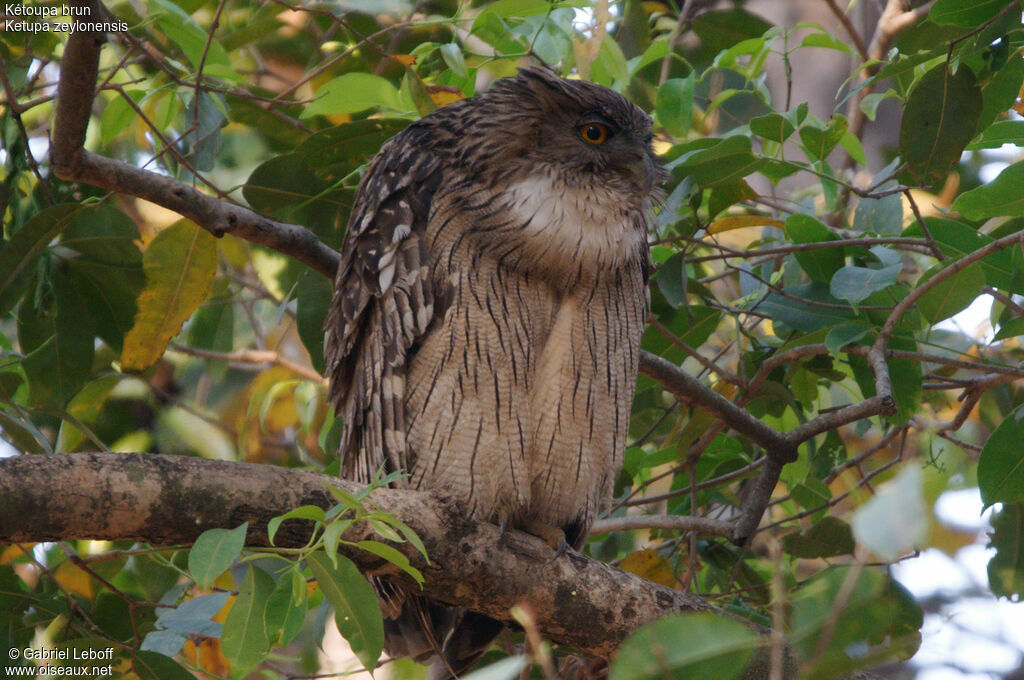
[0,452,794,678]
[50,0,340,279]
[639,352,798,464]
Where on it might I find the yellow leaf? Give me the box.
[54,561,94,599]
[928,521,977,556]
[708,216,786,234]
[0,544,31,564]
[619,548,678,588]
[390,54,417,66]
[642,1,671,13]
[184,638,231,675]
[217,234,250,270]
[427,86,464,108]
[121,220,217,371]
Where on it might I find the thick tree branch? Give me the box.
[50,0,340,279]
[0,452,795,678]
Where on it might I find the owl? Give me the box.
[324,66,664,678]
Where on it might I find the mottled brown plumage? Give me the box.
[324,67,664,678]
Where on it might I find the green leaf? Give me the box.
[642,306,721,361]
[758,283,856,333]
[800,30,854,55]
[750,112,795,143]
[242,154,352,246]
[953,160,1024,219]
[189,523,248,589]
[930,0,1015,26]
[656,76,695,137]
[824,322,871,355]
[0,564,28,611]
[356,540,424,585]
[121,220,217,372]
[307,552,384,672]
[0,410,50,454]
[243,154,326,214]
[978,53,1024,130]
[268,504,326,545]
[798,116,847,162]
[783,517,855,558]
[628,39,668,75]
[187,277,234,353]
[791,568,922,678]
[852,333,922,425]
[979,405,1024,508]
[967,120,1024,149]
[387,517,429,561]
[369,518,404,543]
[829,264,901,304]
[18,270,95,407]
[851,466,928,560]
[322,520,351,562]
[900,64,983,183]
[297,119,410,179]
[994,317,1024,341]
[296,268,334,375]
[987,502,1024,598]
[853,183,902,236]
[672,136,759,188]
[327,484,365,512]
[859,90,899,122]
[150,0,235,75]
[0,204,80,316]
[791,477,832,514]
[55,375,121,453]
[915,260,985,323]
[913,217,1018,291]
[439,43,468,79]
[101,90,144,145]
[689,8,773,56]
[266,568,307,646]
[708,181,757,218]
[653,252,689,308]
[785,214,844,283]
[59,205,145,352]
[185,92,228,172]
[221,565,275,669]
[152,592,228,638]
[302,73,403,118]
[609,612,758,680]
[133,650,196,680]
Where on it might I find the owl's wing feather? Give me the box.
[325,132,443,483]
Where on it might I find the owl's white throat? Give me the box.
[503,173,641,275]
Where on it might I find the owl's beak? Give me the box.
[640,152,667,194]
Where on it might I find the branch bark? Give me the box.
[50,0,340,279]
[0,452,793,678]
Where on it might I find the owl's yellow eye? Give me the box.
[579,123,608,144]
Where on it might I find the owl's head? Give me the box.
[479,67,667,201]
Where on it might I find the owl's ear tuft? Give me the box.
[513,66,576,110]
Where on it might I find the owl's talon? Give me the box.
[549,537,569,562]
[497,516,510,544]
[521,520,568,556]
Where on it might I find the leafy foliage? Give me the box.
[2,0,1024,678]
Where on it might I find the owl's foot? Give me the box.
[497,515,510,543]
[520,520,569,560]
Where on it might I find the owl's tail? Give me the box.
[381,592,505,680]
[423,610,506,680]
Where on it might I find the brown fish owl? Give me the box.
[324,67,664,677]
